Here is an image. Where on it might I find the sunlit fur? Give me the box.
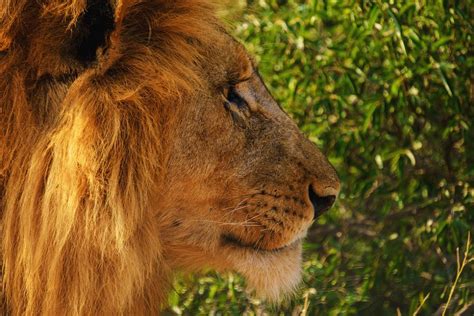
[1,0,340,314]
[0,1,222,314]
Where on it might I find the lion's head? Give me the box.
[0,0,340,314]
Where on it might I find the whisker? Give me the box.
[187,219,262,227]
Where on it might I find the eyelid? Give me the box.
[221,75,250,100]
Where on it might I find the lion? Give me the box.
[0,0,340,314]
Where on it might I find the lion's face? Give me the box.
[157,37,340,300]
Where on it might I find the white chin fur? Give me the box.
[228,244,303,303]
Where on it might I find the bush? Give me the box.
[168,1,473,314]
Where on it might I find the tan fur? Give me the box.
[0,1,340,314]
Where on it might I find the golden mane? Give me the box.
[1,1,223,314]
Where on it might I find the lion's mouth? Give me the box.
[221,234,300,253]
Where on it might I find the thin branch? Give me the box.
[413,293,430,316]
[442,232,473,316]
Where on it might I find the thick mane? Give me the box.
[0,0,220,314]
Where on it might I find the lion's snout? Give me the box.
[293,131,341,219]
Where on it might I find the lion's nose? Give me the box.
[308,184,338,219]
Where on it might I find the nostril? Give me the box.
[309,185,336,219]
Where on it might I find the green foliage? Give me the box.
[169,0,474,314]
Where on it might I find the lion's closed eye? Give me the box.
[223,85,247,108]
[223,84,252,127]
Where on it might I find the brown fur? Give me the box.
[0,1,340,314]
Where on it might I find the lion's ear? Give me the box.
[0,0,119,61]
[65,0,116,64]
[64,0,141,64]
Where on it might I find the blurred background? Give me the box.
[168,0,473,314]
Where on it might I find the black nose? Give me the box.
[309,184,336,218]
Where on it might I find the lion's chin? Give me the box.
[223,241,303,303]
